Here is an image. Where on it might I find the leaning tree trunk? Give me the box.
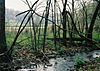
[87,1,100,46]
[0,0,11,63]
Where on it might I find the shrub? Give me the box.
[74,54,85,68]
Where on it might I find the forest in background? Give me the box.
[0,0,100,71]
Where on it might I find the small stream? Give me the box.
[18,50,100,71]
[36,57,75,71]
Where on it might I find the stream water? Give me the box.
[18,50,100,71]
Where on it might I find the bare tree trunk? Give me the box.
[70,0,74,44]
[0,0,10,63]
[43,0,51,52]
[87,2,100,46]
[62,0,67,46]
